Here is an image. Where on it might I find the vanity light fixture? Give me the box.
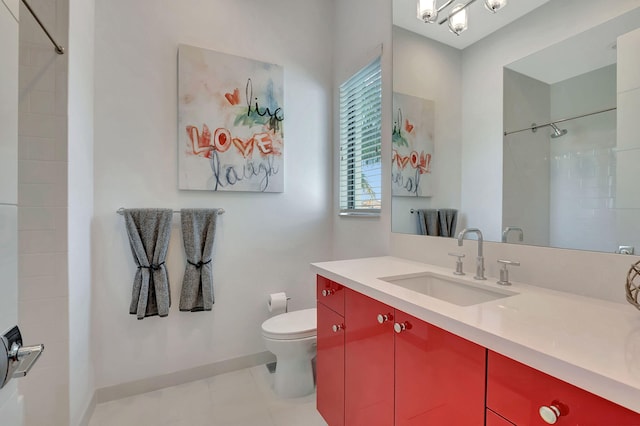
[448,4,468,35]
[417,0,439,23]
[416,0,507,36]
[484,0,507,13]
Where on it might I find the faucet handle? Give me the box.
[497,259,520,286]
[448,252,465,275]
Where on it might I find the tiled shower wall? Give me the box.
[504,65,620,253]
[549,65,617,252]
[616,28,640,254]
[17,0,70,424]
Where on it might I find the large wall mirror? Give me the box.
[391,0,640,255]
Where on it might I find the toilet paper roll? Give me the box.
[268,292,288,314]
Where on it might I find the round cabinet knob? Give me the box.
[539,405,562,424]
[331,324,343,333]
[394,322,407,333]
[377,313,392,324]
[322,289,335,297]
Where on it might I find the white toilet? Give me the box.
[261,308,317,398]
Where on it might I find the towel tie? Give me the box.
[138,262,165,271]
[187,259,212,269]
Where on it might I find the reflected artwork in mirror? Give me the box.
[392,92,435,197]
[391,0,640,254]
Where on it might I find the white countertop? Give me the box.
[311,256,640,414]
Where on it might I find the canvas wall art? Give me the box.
[392,92,434,197]
[178,45,284,192]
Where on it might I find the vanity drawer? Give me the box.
[317,275,345,316]
[487,351,640,425]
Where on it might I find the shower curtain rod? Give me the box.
[117,208,225,215]
[503,106,617,137]
[20,0,65,55]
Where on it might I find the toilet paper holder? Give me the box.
[0,326,45,390]
[268,293,292,313]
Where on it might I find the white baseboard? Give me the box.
[95,351,275,404]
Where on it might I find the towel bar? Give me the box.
[116,207,225,215]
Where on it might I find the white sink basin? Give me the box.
[379,273,518,306]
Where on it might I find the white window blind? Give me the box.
[339,57,382,216]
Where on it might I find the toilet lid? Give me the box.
[262,308,317,340]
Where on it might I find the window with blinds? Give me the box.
[339,57,382,216]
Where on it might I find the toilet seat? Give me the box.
[262,308,317,340]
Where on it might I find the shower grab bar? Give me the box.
[20,0,65,55]
[503,106,616,136]
[116,208,225,215]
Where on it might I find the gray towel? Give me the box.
[438,209,458,238]
[416,209,439,236]
[124,209,173,319]
[179,209,220,312]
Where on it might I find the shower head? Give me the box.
[549,123,568,139]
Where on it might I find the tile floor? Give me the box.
[89,365,328,426]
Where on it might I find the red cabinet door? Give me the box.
[345,288,394,426]
[394,310,486,425]
[317,275,345,316]
[316,302,345,426]
[487,409,516,426]
[487,351,640,425]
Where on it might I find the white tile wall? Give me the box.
[616,28,640,255]
[18,0,70,424]
[0,0,19,205]
[618,28,640,94]
[0,205,18,342]
[0,3,20,422]
[617,89,640,151]
[548,65,617,252]
[0,388,23,426]
[616,149,640,209]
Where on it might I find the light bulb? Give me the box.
[448,4,467,36]
[417,0,438,23]
[484,0,507,13]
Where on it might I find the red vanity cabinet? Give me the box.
[316,302,345,426]
[316,276,346,426]
[486,409,516,425]
[487,351,640,425]
[394,310,486,425]
[316,275,487,426]
[344,288,395,426]
[317,275,345,316]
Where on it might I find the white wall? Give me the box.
[18,0,70,423]
[68,0,95,423]
[502,69,550,247]
[93,0,333,389]
[391,26,462,235]
[332,0,392,259]
[460,0,640,242]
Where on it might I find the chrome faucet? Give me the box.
[502,226,524,243]
[457,228,485,280]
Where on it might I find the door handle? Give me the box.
[0,326,44,389]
